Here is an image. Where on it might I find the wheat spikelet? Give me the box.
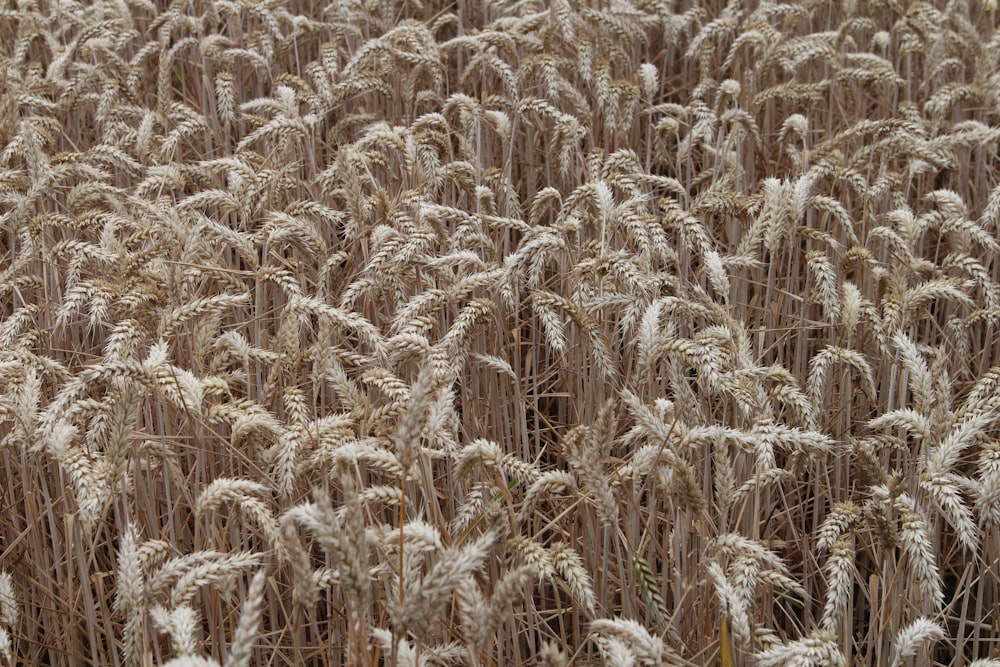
[456,438,540,485]
[919,415,990,553]
[594,636,639,667]
[370,628,423,667]
[518,471,577,525]
[227,570,267,667]
[890,617,945,667]
[892,331,936,416]
[868,408,934,443]
[589,618,668,666]
[474,564,536,649]
[562,421,619,526]
[196,478,286,560]
[538,641,570,667]
[214,71,236,124]
[150,604,202,658]
[839,281,864,334]
[160,658,222,667]
[280,484,371,614]
[0,572,16,666]
[706,560,751,649]
[115,525,146,665]
[759,364,813,427]
[0,627,12,667]
[703,249,729,302]
[816,502,861,552]
[275,413,357,496]
[754,628,846,667]
[893,499,944,610]
[819,535,855,632]
[393,530,496,641]
[631,555,668,626]
[975,439,1000,528]
[731,468,794,508]
[450,482,497,541]
[152,551,265,608]
[41,420,111,532]
[806,346,876,427]
[805,250,840,323]
[549,541,597,616]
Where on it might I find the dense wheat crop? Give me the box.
[2,0,1000,664]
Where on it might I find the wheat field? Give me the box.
[2,0,1000,665]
